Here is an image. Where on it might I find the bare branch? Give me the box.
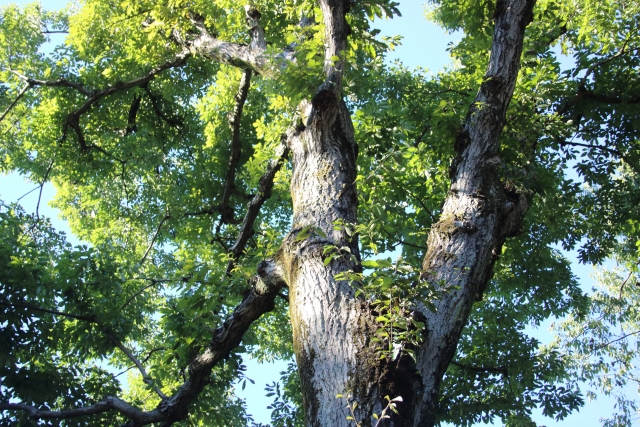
[559,140,640,175]
[450,360,509,375]
[0,83,30,123]
[23,160,55,234]
[593,330,640,352]
[140,215,171,265]
[67,50,190,121]
[189,13,293,77]
[156,258,286,423]
[143,84,183,128]
[0,301,98,323]
[8,69,93,95]
[220,68,252,225]
[0,257,285,426]
[0,398,163,424]
[227,136,290,273]
[619,261,640,298]
[16,185,40,201]
[120,278,171,311]
[114,347,168,378]
[106,333,168,400]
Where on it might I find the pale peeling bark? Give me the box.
[189,8,293,78]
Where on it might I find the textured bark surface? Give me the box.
[0,1,538,425]
[277,0,536,425]
[279,1,388,425]
[410,0,536,425]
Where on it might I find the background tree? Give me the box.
[0,0,638,426]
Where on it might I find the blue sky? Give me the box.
[0,0,633,425]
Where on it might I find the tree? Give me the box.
[554,254,640,427]
[0,0,638,426]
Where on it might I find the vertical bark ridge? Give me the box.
[282,2,380,425]
[412,0,536,425]
[285,98,366,427]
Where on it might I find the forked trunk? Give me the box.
[278,0,536,426]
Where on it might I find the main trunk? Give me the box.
[276,0,536,426]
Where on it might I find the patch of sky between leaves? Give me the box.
[0,1,624,425]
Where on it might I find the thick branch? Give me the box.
[317,0,349,95]
[189,12,291,77]
[155,259,286,423]
[0,260,286,426]
[0,398,162,424]
[413,0,536,424]
[66,50,190,124]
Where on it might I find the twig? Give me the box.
[25,160,54,234]
[114,347,168,378]
[593,330,640,352]
[139,215,170,265]
[0,301,98,323]
[559,139,640,175]
[0,83,30,123]
[106,333,167,400]
[619,271,635,299]
[450,360,508,375]
[16,185,40,201]
[120,278,171,311]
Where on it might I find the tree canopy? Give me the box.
[0,0,639,426]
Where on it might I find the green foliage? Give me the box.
[337,392,403,427]
[262,362,304,427]
[336,254,433,361]
[0,0,639,425]
[553,253,640,427]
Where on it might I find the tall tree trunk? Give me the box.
[278,0,536,426]
[411,0,536,423]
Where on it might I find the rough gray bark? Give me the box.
[0,0,537,425]
[278,0,536,426]
[410,0,536,424]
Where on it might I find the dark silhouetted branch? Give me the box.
[0,301,98,323]
[0,83,30,122]
[227,136,290,273]
[140,215,171,265]
[219,68,253,225]
[450,360,508,375]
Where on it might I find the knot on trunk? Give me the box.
[311,87,338,117]
[499,191,528,238]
